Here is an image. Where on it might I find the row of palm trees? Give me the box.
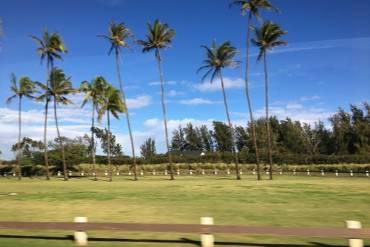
[6,0,287,181]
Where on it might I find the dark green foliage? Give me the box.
[92,127,123,157]
[140,138,156,161]
[212,121,233,152]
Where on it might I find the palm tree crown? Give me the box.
[6,74,36,104]
[231,0,278,18]
[252,21,287,60]
[99,21,132,56]
[98,85,125,121]
[36,68,75,104]
[137,19,175,59]
[197,41,239,82]
[80,76,109,108]
[30,30,67,68]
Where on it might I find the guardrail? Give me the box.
[0,218,369,247]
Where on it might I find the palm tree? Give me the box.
[30,30,67,180]
[252,21,287,180]
[231,0,278,181]
[6,74,36,180]
[138,19,176,180]
[97,84,125,182]
[36,68,75,181]
[197,41,241,180]
[99,21,138,181]
[80,77,108,181]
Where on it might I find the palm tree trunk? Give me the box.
[155,49,174,180]
[17,96,22,180]
[44,62,51,180]
[220,72,241,180]
[107,112,112,182]
[91,104,97,181]
[245,12,261,180]
[115,52,138,181]
[53,99,68,181]
[263,52,273,180]
[43,99,50,180]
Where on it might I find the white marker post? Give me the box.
[201,217,214,247]
[335,170,339,177]
[202,169,205,175]
[227,169,230,175]
[140,170,144,176]
[164,170,168,176]
[366,171,369,177]
[307,169,310,176]
[321,170,325,176]
[74,217,88,246]
[346,220,363,247]
[350,170,353,177]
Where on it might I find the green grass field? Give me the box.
[0,175,369,246]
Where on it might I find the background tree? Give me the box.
[99,21,138,181]
[231,0,278,180]
[6,74,36,179]
[140,138,156,161]
[92,127,123,158]
[30,30,67,180]
[97,85,125,182]
[36,68,75,181]
[212,121,233,153]
[81,76,108,180]
[183,123,203,151]
[138,19,176,180]
[171,126,187,151]
[199,125,213,152]
[198,41,241,180]
[252,21,287,179]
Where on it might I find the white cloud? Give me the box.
[286,103,303,110]
[299,95,321,101]
[194,77,245,92]
[178,98,221,106]
[126,95,151,109]
[167,90,184,97]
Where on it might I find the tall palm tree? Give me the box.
[252,21,287,180]
[97,84,125,182]
[6,74,36,180]
[36,68,75,181]
[30,30,67,180]
[231,0,278,181]
[138,19,176,180]
[197,41,241,180]
[99,21,138,181]
[80,77,108,181]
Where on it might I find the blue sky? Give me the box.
[0,0,369,159]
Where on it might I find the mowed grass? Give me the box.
[0,175,369,246]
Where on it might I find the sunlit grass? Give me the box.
[0,175,369,246]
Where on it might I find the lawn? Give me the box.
[0,175,369,246]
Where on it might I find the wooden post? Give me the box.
[74,217,88,246]
[346,220,363,247]
[201,217,214,247]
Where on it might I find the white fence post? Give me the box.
[346,220,363,247]
[201,217,214,247]
[74,217,88,246]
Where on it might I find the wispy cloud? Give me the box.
[178,98,221,106]
[194,77,245,92]
[126,95,151,109]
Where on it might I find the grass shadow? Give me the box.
[0,234,350,247]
